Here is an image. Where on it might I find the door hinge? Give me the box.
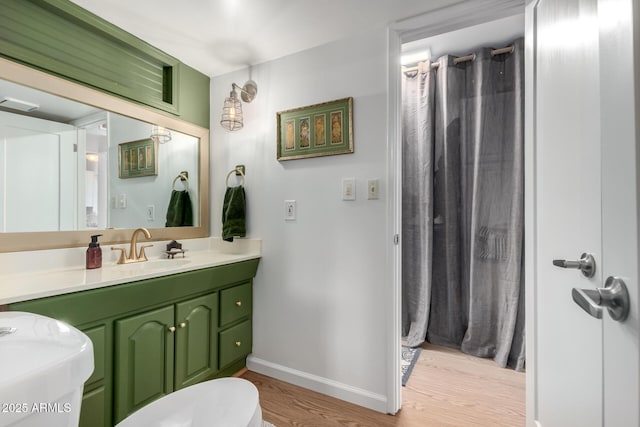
[393,234,399,245]
[73,143,78,152]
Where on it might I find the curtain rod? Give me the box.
[402,45,514,74]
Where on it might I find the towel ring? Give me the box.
[226,168,245,187]
[172,173,189,191]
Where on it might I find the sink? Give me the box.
[115,258,191,273]
[0,312,93,427]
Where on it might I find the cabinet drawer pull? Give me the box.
[235,301,242,307]
[168,326,176,333]
[179,322,186,328]
[235,341,242,347]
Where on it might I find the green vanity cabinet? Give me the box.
[114,293,219,423]
[8,258,259,427]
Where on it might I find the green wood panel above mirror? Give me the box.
[0,0,209,128]
[177,64,211,131]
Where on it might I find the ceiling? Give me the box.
[69,0,463,77]
[0,79,100,122]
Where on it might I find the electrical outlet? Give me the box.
[118,194,127,209]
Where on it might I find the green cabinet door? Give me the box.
[114,305,175,424]
[78,324,110,427]
[175,293,219,390]
[79,387,105,427]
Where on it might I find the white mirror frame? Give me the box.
[0,57,210,252]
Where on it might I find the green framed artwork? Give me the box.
[118,138,158,178]
[277,97,353,160]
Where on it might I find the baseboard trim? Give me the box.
[246,355,388,413]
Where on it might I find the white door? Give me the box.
[527,0,640,425]
[0,111,77,232]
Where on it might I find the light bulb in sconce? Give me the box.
[220,89,243,131]
[220,80,257,132]
[150,125,172,143]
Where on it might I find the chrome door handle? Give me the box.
[572,276,630,321]
[571,288,603,319]
[553,253,596,278]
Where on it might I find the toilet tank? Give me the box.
[0,312,94,427]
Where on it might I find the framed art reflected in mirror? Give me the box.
[118,138,158,178]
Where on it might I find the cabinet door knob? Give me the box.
[235,301,242,307]
[168,326,176,333]
[235,341,242,347]
[179,322,186,328]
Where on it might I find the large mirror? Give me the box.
[0,57,209,252]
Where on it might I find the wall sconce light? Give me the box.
[86,153,99,162]
[150,125,172,144]
[220,80,258,131]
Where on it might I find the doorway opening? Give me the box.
[396,13,526,424]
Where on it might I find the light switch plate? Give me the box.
[367,179,380,200]
[284,200,296,221]
[146,205,155,221]
[342,178,356,201]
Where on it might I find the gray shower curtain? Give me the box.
[402,38,525,371]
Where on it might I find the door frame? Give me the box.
[386,0,527,414]
[523,2,536,425]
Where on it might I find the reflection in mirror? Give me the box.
[108,113,199,230]
[0,79,199,233]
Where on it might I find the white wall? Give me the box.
[211,27,392,411]
[401,14,524,63]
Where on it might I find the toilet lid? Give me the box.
[116,377,262,427]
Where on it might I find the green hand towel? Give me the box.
[222,186,246,242]
[165,190,193,227]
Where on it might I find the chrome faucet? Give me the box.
[112,228,153,264]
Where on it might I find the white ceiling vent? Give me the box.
[0,97,40,112]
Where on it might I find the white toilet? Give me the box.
[0,312,94,427]
[115,377,262,427]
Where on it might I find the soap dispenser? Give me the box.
[86,234,103,269]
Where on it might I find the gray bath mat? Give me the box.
[401,345,421,386]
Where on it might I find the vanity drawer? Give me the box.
[83,325,105,385]
[219,320,252,368]
[219,282,252,326]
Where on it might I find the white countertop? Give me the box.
[0,238,261,305]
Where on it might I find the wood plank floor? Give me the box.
[241,344,525,427]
